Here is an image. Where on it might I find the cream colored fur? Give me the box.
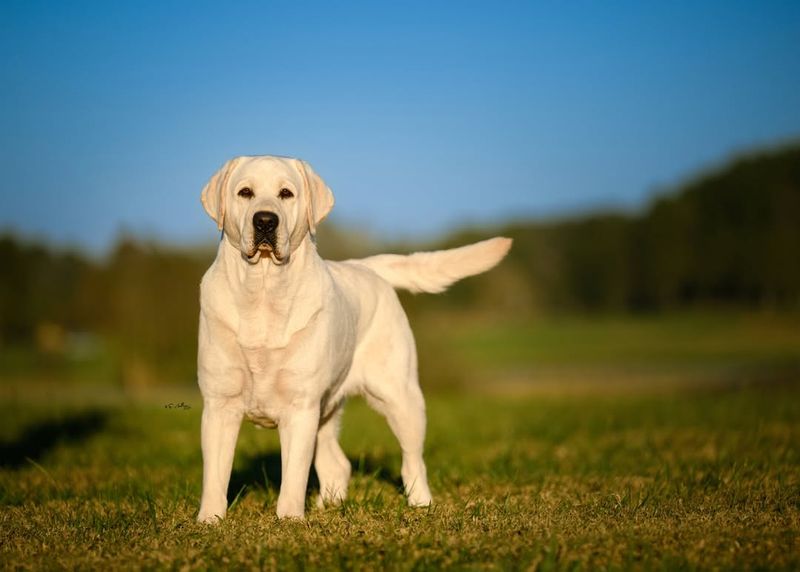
[196,155,512,523]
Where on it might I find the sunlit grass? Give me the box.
[1,373,798,570]
[1,312,798,569]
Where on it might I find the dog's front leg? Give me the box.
[276,406,320,518]
[198,397,243,523]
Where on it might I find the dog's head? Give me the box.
[201,156,334,264]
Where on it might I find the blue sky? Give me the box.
[1,1,799,252]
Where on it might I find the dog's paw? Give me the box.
[197,498,227,524]
[276,510,306,520]
[276,499,306,520]
[407,496,433,508]
[316,485,348,509]
[315,495,346,510]
[406,486,433,508]
[197,511,225,524]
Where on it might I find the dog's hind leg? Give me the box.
[314,405,351,508]
[364,369,433,508]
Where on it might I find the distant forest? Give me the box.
[1,142,798,384]
[444,141,800,314]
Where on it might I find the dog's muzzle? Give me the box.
[253,210,278,251]
[248,210,289,264]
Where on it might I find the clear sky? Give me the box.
[2,1,799,252]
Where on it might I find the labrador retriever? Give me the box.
[196,155,511,522]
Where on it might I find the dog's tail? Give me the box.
[352,237,512,294]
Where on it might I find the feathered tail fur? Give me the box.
[352,237,512,294]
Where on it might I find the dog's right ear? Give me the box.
[201,157,242,230]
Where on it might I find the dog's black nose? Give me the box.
[253,211,279,233]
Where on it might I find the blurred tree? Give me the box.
[1,141,798,385]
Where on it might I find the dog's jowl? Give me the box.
[197,155,511,523]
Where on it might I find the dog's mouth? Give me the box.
[246,234,288,264]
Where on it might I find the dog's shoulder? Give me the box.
[199,255,225,301]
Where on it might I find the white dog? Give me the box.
[196,155,511,522]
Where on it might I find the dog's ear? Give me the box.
[296,159,334,236]
[201,157,242,231]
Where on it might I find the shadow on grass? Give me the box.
[228,452,284,500]
[228,451,403,503]
[0,409,109,470]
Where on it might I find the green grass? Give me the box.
[422,311,800,396]
[1,312,799,570]
[1,380,798,570]
[444,311,800,369]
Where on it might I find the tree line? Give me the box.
[437,141,800,314]
[1,142,798,384]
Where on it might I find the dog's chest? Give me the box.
[239,347,292,423]
[239,345,332,426]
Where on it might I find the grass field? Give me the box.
[1,313,799,570]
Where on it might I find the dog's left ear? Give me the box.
[295,159,334,237]
[201,157,242,231]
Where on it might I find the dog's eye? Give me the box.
[238,187,254,199]
[278,188,294,199]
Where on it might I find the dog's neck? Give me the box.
[220,235,326,350]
